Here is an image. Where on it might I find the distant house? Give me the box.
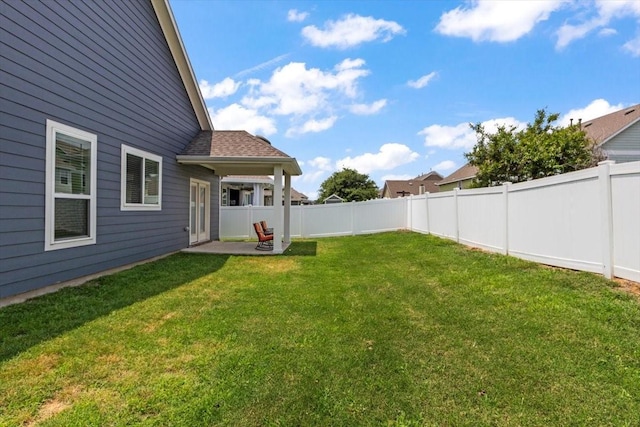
[381,171,443,198]
[0,0,301,299]
[323,194,345,204]
[221,176,310,206]
[289,188,311,205]
[436,164,479,191]
[221,175,273,206]
[580,103,640,163]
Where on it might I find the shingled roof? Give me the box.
[580,104,640,146]
[178,130,302,176]
[382,171,443,198]
[436,163,478,186]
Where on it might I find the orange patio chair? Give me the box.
[260,220,273,235]
[253,222,273,251]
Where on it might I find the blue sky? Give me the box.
[169,0,640,199]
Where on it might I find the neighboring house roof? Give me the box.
[382,171,443,197]
[290,188,309,202]
[580,103,640,146]
[324,194,344,203]
[383,180,436,197]
[151,0,212,131]
[264,187,310,203]
[436,163,478,186]
[413,171,443,181]
[177,130,302,176]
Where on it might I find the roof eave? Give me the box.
[151,0,213,131]
[176,155,303,176]
[436,175,476,186]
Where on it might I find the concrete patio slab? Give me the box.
[182,241,290,255]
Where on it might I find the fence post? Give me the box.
[351,201,356,236]
[407,196,412,231]
[248,205,254,238]
[425,192,430,234]
[598,160,615,279]
[502,182,511,255]
[453,188,460,243]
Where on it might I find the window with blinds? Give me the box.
[45,120,97,251]
[121,145,162,210]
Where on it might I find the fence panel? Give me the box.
[409,195,428,233]
[507,169,603,273]
[354,198,406,234]
[611,162,640,282]
[299,203,354,237]
[457,187,505,253]
[427,193,456,238]
[220,206,274,239]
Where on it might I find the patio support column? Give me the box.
[253,183,263,206]
[273,165,284,253]
[284,173,291,244]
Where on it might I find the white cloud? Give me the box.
[432,160,457,172]
[419,123,475,149]
[419,117,526,149]
[286,116,338,137]
[349,99,387,115]
[436,0,564,42]
[297,156,335,186]
[407,72,438,89]
[199,78,241,99]
[301,14,405,49]
[598,28,617,37]
[208,58,377,139]
[208,104,277,136]
[309,156,334,171]
[234,54,290,78]
[288,9,309,23]
[560,99,625,126]
[556,0,640,50]
[336,143,420,174]
[623,35,640,56]
[242,60,370,117]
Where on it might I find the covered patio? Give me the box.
[182,240,291,255]
[177,130,302,254]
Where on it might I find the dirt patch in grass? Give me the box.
[614,278,640,299]
[26,400,71,426]
[26,385,81,427]
[142,311,180,333]
[15,353,61,377]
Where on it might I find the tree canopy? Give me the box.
[465,109,602,187]
[317,168,379,202]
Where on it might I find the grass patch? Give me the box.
[1,232,638,426]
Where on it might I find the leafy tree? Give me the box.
[317,168,379,202]
[465,109,602,187]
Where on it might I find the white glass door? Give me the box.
[189,179,210,244]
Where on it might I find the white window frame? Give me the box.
[45,120,98,251]
[120,145,162,211]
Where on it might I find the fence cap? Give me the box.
[598,160,616,166]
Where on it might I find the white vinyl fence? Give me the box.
[220,161,640,282]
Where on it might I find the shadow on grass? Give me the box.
[0,253,229,362]
[283,241,318,256]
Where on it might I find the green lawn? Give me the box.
[1,232,639,426]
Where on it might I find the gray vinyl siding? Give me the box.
[0,1,219,298]
[602,121,640,163]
